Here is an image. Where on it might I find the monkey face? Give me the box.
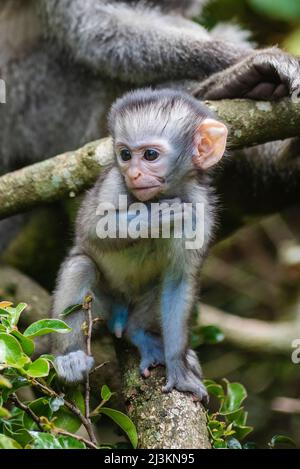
[110,89,228,202]
[115,138,173,201]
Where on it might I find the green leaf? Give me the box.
[23,319,71,338]
[99,408,138,448]
[60,304,82,317]
[23,398,52,431]
[206,383,225,400]
[101,384,112,402]
[0,433,22,449]
[1,318,11,330]
[0,406,11,419]
[208,420,226,440]
[54,389,85,433]
[221,381,247,413]
[233,421,253,440]
[1,374,28,402]
[27,432,86,449]
[0,375,12,388]
[58,435,86,449]
[269,435,296,449]
[213,439,227,449]
[200,325,225,345]
[11,330,35,356]
[40,354,55,365]
[10,303,27,327]
[28,432,62,449]
[3,423,32,447]
[25,358,50,378]
[0,333,23,366]
[0,309,9,318]
[227,437,242,449]
[227,409,247,426]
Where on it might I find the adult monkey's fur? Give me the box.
[0,0,300,251]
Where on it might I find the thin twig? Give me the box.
[54,428,98,449]
[90,361,109,375]
[84,295,93,357]
[10,393,98,449]
[10,393,44,432]
[83,295,98,446]
[31,379,90,432]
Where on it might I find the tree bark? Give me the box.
[115,339,211,449]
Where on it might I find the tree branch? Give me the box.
[198,303,300,354]
[82,295,98,446]
[114,339,211,449]
[10,393,44,432]
[10,392,98,449]
[1,98,300,219]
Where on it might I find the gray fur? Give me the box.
[52,90,219,400]
[0,0,299,250]
[0,0,252,174]
[55,351,94,383]
[0,0,252,250]
[195,47,300,100]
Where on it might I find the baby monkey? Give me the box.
[52,89,228,401]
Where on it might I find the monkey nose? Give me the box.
[128,168,142,180]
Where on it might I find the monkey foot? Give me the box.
[163,353,208,404]
[141,359,165,378]
[139,336,165,378]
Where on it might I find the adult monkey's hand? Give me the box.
[195,48,300,101]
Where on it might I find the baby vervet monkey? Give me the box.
[52,89,228,401]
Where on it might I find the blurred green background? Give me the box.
[202,0,300,54]
[196,0,300,448]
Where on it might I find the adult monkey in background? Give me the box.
[0,0,300,251]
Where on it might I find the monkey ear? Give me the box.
[193,119,228,170]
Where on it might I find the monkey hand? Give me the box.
[163,350,208,403]
[196,47,300,101]
[55,350,95,383]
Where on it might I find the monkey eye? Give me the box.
[119,148,132,162]
[144,149,159,161]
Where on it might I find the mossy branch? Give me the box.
[1,98,300,219]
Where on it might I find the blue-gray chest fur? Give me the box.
[93,238,171,298]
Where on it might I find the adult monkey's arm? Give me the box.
[38,0,251,83]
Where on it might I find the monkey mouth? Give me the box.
[131,186,161,191]
[130,185,162,200]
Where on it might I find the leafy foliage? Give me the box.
[205,378,295,449]
[0,301,137,449]
[205,378,253,449]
